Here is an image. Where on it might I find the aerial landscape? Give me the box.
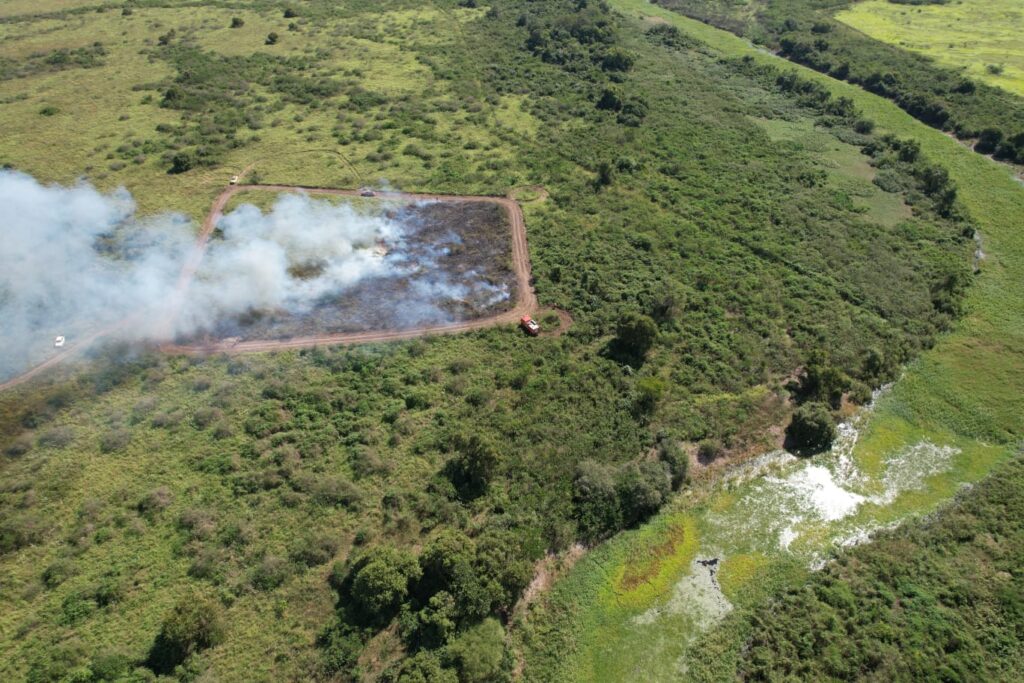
[0,1,1021,682]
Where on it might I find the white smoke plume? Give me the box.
[0,171,192,380]
[0,171,508,382]
[178,194,399,330]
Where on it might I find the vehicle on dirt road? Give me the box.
[520,315,540,336]
[54,335,66,348]
[229,175,239,185]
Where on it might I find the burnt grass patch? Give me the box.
[185,199,515,342]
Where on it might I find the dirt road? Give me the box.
[1,184,546,391]
[162,184,540,355]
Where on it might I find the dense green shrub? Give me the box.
[336,546,422,624]
[145,593,225,674]
[785,402,837,454]
[317,620,365,676]
[608,312,658,367]
[657,436,689,488]
[381,650,458,683]
[99,427,131,453]
[291,533,341,567]
[443,618,508,683]
[572,460,622,541]
[251,554,291,590]
[444,433,499,499]
[616,461,672,527]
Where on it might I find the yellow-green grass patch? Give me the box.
[604,513,699,609]
[0,0,100,19]
[717,552,770,601]
[837,0,1024,98]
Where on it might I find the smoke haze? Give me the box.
[0,171,191,380]
[0,172,512,381]
[179,193,399,330]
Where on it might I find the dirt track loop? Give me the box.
[0,184,545,391]
[162,184,540,355]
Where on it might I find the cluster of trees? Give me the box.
[653,0,1024,163]
[864,134,966,220]
[145,593,226,675]
[321,524,534,681]
[573,435,687,541]
[0,43,106,81]
[517,0,648,126]
[151,43,342,173]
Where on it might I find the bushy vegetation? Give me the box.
[145,592,226,674]
[738,455,1024,680]
[653,0,1024,162]
[0,43,106,81]
[154,45,343,172]
[0,0,985,680]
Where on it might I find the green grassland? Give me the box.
[651,0,1024,162]
[517,0,1024,680]
[838,0,1024,98]
[0,0,1018,681]
[0,1,525,218]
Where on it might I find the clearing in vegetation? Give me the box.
[837,0,1024,98]
[171,186,529,351]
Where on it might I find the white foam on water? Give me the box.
[773,464,866,521]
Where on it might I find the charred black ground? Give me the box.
[183,200,515,342]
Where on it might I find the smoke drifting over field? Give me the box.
[0,172,512,381]
[0,171,190,380]
[179,194,401,331]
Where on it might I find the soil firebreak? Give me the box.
[0,183,546,391]
[161,184,540,355]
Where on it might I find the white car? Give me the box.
[229,175,240,185]
[54,335,66,348]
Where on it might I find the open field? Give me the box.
[838,0,1024,98]
[0,1,533,219]
[517,0,1024,679]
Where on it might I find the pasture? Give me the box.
[838,0,1024,97]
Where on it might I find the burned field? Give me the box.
[179,194,518,344]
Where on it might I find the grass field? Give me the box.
[517,0,1024,679]
[837,0,1024,98]
[0,2,528,220]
